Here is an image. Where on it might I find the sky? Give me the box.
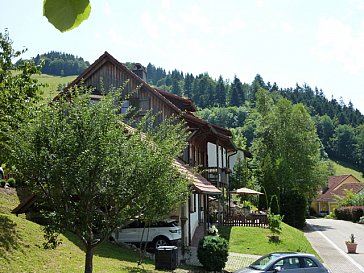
[2,0,364,114]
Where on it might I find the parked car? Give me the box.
[111,219,181,248]
[234,252,331,273]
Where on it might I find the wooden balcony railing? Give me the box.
[201,167,231,185]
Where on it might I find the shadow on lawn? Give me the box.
[0,214,24,261]
[63,231,155,265]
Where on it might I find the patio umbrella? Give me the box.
[230,187,263,195]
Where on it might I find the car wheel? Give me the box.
[153,236,170,248]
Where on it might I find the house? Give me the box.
[311,174,364,215]
[62,51,251,246]
[12,52,251,246]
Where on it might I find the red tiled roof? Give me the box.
[317,175,364,202]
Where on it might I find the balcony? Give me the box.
[202,167,231,186]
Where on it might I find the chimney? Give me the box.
[132,63,147,82]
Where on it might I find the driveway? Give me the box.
[305,218,364,273]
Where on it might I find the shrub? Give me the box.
[7,177,16,187]
[359,216,364,224]
[267,213,283,235]
[335,206,364,222]
[197,235,229,272]
[280,191,307,229]
[0,180,5,187]
[325,211,336,219]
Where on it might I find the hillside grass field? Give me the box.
[34,74,76,100]
[330,159,364,180]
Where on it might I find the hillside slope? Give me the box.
[34,74,76,100]
[330,159,364,180]
[0,188,164,273]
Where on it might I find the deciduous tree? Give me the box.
[252,91,331,218]
[0,30,42,163]
[10,88,190,273]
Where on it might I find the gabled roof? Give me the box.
[317,175,364,202]
[66,51,237,151]
[67,51,183,116]
[156,89,197,112]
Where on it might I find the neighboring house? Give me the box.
[312,174,364,215]
[62,51,251,246]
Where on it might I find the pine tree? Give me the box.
[229,76,244,107]
[215,75,226,107]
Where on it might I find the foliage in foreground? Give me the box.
[197,235,229,272]
[0,29,42,163]
[9,88,190,273]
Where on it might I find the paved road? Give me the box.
[305,218,364,273]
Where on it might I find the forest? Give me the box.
[145,63,364,176]
[16,51,90,76]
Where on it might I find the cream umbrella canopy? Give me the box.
[230,187,263,195]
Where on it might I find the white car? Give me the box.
[111,219,181,248]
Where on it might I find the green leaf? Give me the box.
[43,0,91,32]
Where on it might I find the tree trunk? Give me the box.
[85,244,94,273]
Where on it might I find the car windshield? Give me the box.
[249,254,278,270]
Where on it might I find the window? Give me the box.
[121,100,130,114]
[272,257,300,271]
[282,257,300,269]
[303,257,318,268]
[189,194,197,213]
[120,97,150,115]
[125,97,150,116]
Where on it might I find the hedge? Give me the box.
[335,206,364,222]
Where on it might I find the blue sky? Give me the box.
[2,0,364,114]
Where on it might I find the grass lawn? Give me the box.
[0,188,194,273]
[219,224,318,257]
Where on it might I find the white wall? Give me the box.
[207,142,227,168]
[229,150,245,172]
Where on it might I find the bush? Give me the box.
[325,211,336,219]
[0,180,5,187]
[280,191,307,229]
[359,216,364,224]
[267,213,283,235]
[7,177,16,187]
[335,206,364,222]
[197,235,229,272]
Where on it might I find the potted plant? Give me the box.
[346,234,358,254]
